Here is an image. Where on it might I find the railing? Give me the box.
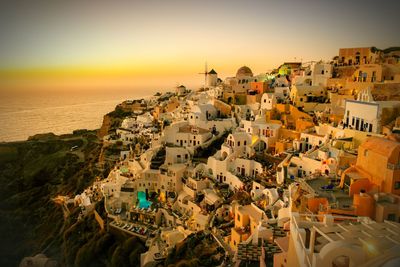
[387,163,400,170]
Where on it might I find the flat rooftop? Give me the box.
[304,177,353,209]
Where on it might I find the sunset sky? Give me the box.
[0,0,398,90]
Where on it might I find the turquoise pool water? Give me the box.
[138,191,152,209]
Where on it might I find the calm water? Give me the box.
[0,88,158,142]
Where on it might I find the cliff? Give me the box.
[98,104,134,139]
[0,100,144,266]
[0,130,107,266]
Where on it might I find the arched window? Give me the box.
[332,255,350,267]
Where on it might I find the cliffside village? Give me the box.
[72,47,400,267]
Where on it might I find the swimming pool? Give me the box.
[137,191,152,209]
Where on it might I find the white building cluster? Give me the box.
[69,47,400,267]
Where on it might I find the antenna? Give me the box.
[198,61,208,88]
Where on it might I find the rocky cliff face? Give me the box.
[98,113,113,138]
[98,104,134,139]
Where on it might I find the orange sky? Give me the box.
[0,0,398,92]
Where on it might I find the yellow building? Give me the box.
[338,47,381,65]
[229,204,264,250]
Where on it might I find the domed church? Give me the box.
[236,66,254,78]
[222,66,258,104]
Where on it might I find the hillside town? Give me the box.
[69,47,400,267]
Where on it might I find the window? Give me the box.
[237,214,240,221]
[244,141,247,145]
[371,71,376,82]
[237,141,240,146]
[395,181,400,190]
[387,213,396,222]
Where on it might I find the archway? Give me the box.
[255,140,267,153]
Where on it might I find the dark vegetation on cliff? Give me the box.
[0,131,105,266]
[164,231,224,267]
[0,131,136,266]
[62,200,146,267]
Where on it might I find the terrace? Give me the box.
[110,220,153,240]
[291,212,400,267]
[304,176,353,211]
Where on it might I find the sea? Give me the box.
[0,88,160,142]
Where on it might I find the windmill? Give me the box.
[198,62,208,88]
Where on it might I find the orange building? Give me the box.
[250,81,270,94]
[273,104,315,132]
[336,136,400,221]
[298,137,400,223]
[351,137,400,195]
